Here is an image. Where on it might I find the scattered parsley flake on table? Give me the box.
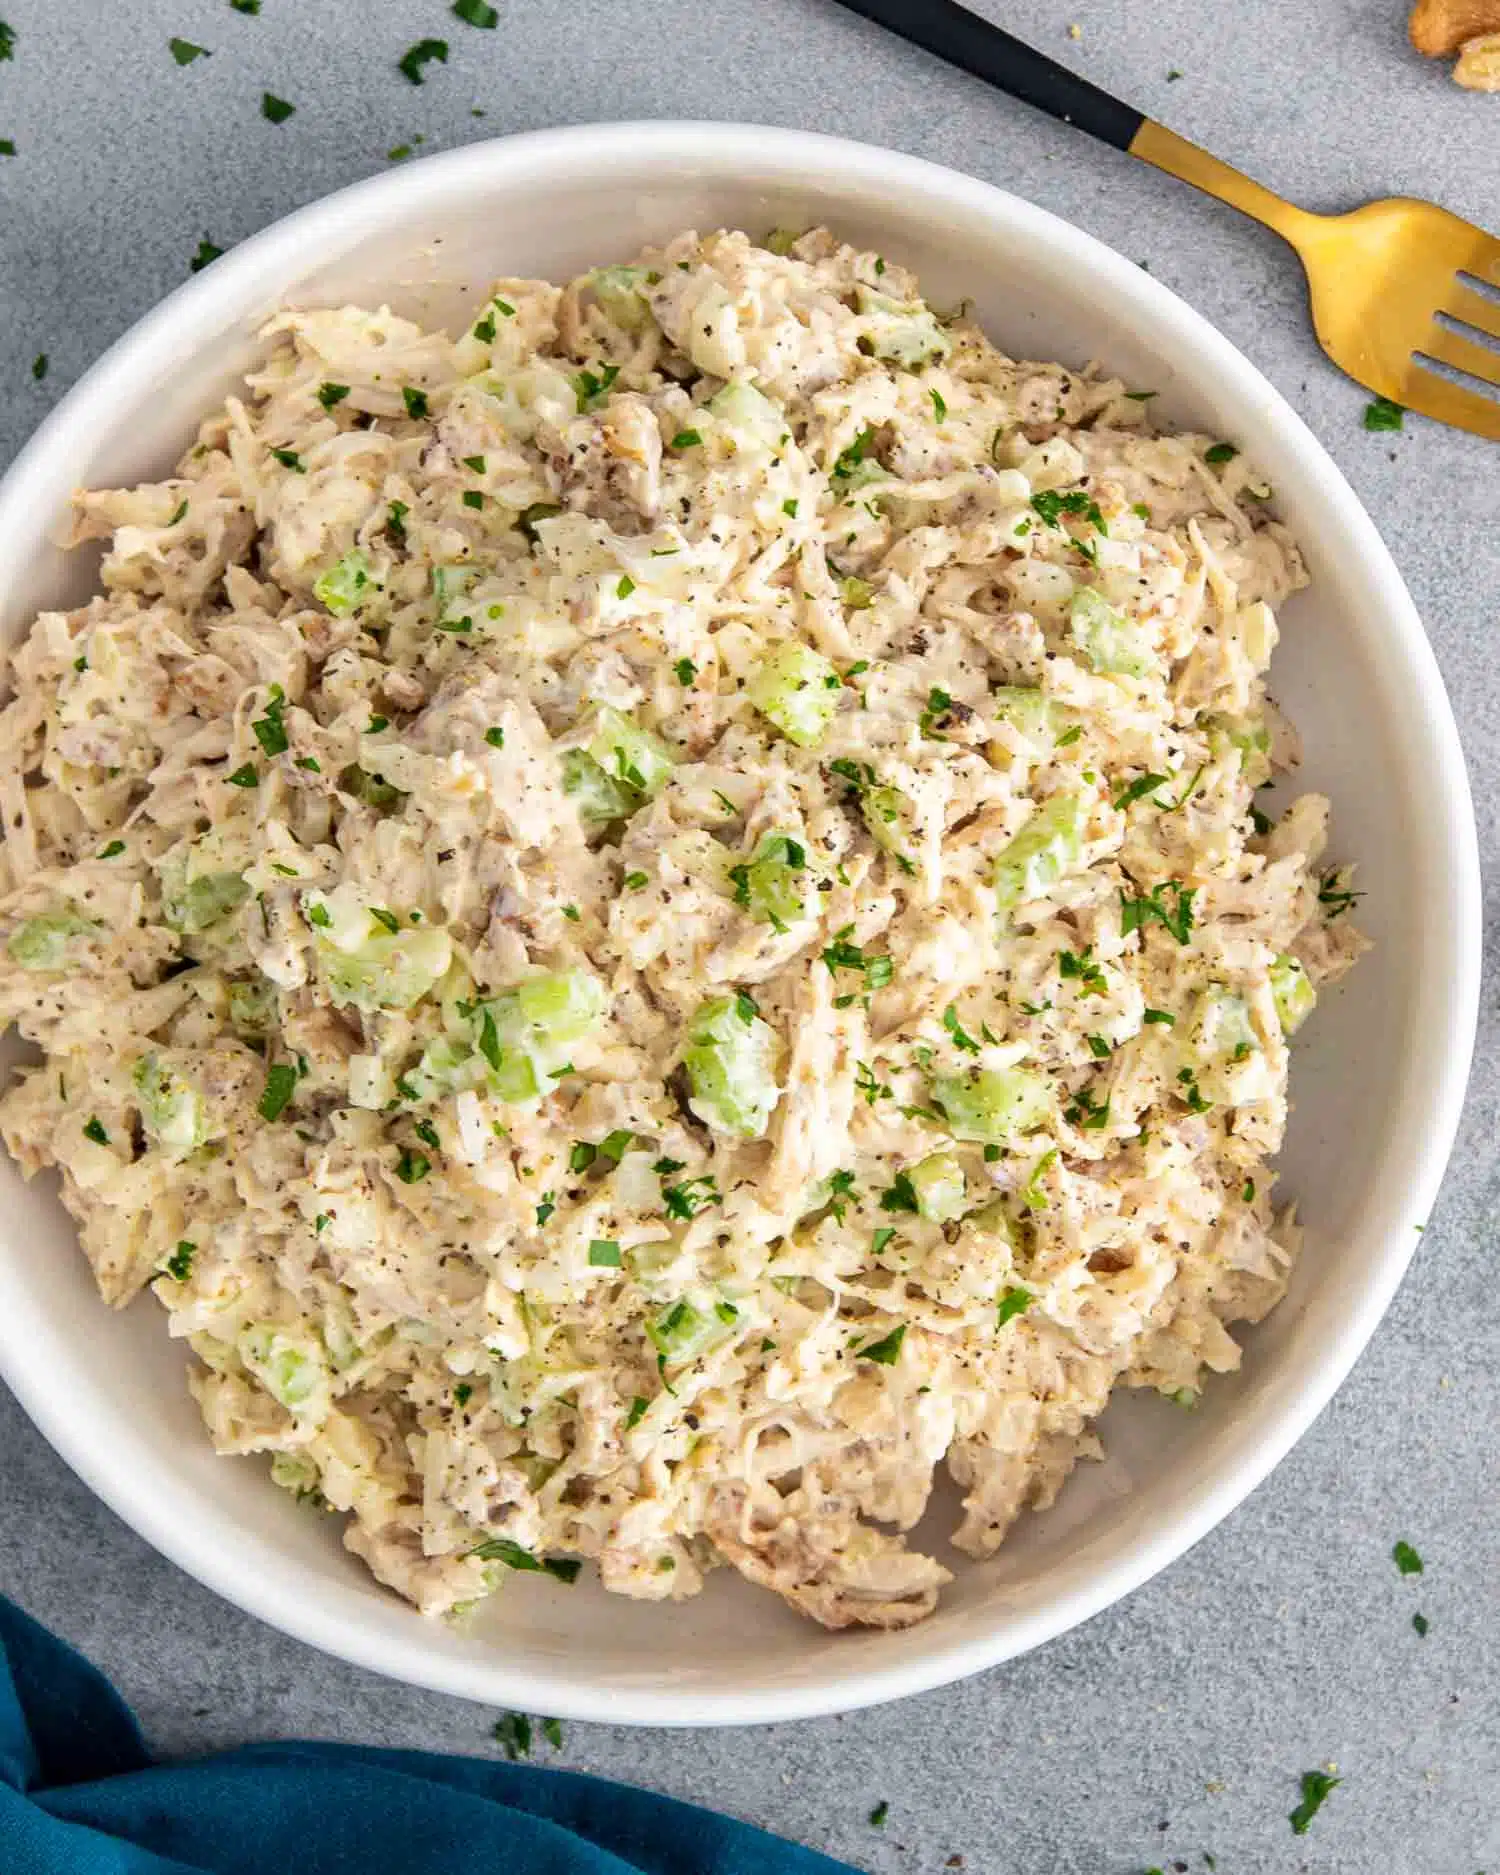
[1288,1769,1341,1835]
[868,1801,890,1827]
[30,353,46,381]
[1392,1538,1423,1575]
[0,139,15,156]
[453,0,500,24]
[261,92,294,123]
[0,19,16,59]
[189,236,223,273]
[229,0,261,12]
[1364,395,1404,432]
[168,37,210,65]
[398,37,448,84]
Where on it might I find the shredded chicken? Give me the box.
[0,227,1366,1629]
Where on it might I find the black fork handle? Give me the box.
[832,0,1146,153]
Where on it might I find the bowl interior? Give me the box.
[0,127,1474,1723]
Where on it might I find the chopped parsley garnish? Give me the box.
[1030,487,1107,536]
[671,428,702,449]
[996,1285,1032,1327]
[492,1712,532,1759]
[1086,1033,1112,1059]
[401,385,429,420]
[164,1240,196,1282]
[1176,1066,1212,1114]
[879,1172,919,1215]
[855,1061,892,1105]
[367,906,400,934]
[1203,441,1238,465]
[226,762,260,788]
[395,1147,431,1184]
[1143,1007,1175,1026]
[1288,1770,1340,1835]
[1113,771,1168,811]
[251,692,289,755]
[478,726,506,751]
[169,37,209,65]
[1412,1612,1429,1637]
[929,387,947,422]
[661,1174,720,1219]
[782,498,798,517]
[0,140,14,157]
[30,352,47,381]
[1058,947,1107,994]
[1055,723,1084,748]
[671,657,697,687]
[414,1118,441,1152]
[942,1004,980,1054]
[1018,999,1052,1016]
[624,870,648,890]
[1242,1178,1256,1203]
[573,362,620,411]
[1317,868,1362,918]
[261,92,294,123]
[588,1239,622,1267]
[385,500,409,542]
[822,926,893,988]
[616,574,635,599]
[257,1063,297,1122]
[453,1382,474,1409]
[830,425,877,482]
[366,714,389,733]
[97,840,125,859]
[462,489,485,510]
[535,1193,556,1227]
[269,447,304,471]
[856,1324,906,1365]
[869,1801,890,1828]
[471,311,497,341]
[919,686,955,736]
[541,1717,563,1749]
[1064,1086,1111,1130]
[1392,1539,1423,1576]
[167,499,189,524]
[625,1396,648,1429]
[398,37,448,84]
[1120,880,1196,944]
[82,1117,110,1146]
[1363,396,1404,433]
[189,236,223,273]
[452,0,500,25]
[871,1226,896,1257]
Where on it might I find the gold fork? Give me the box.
[835,0,1500,441]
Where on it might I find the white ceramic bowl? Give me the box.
[0,123,1480,1726]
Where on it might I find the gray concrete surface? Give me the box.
[1,2,1497,1870]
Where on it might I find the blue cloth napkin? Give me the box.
[0,1595,852,1875]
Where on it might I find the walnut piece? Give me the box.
[1409,0,1500,56]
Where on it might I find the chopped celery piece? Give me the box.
[163,870,250,935]
[993,794,1083,912]
[269,1453,323,1502]
[729,831,811,931]
[1069,587,1156,679]
[748,640,841,748]
[648,1296,737,1370]
[227,977,277,1036]
[238,1323,329,1418]
[765,228,802,256]
[586,263,657,333]
[854,286,952,366]
[933,1066,1051,1144]
[432,565,478,626]
[313,549,371,617]
[1270,953,1316,1035]
[684,993,779,1138]
[1208,711,1272,787]
[707,379,782,447]
[561,749,637,829]
[132,1053,207,1155]
[992,687,1064,745]
[906,1151,966,1222]
[7,910,98,970]
[1185,985,1262,1103]
[469,969,606,1105]
[310,888,452,1012]
[514,969,606,1044]
[861,784,917,869]
[586,707,674,801]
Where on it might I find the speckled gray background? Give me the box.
[1,2,1497,1871]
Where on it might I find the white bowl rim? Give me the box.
[0,120,1481,1726]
